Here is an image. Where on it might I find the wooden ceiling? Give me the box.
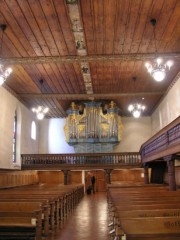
[0,0,180,118]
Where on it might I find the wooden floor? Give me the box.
[50,192,110,240]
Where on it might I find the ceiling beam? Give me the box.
[2,53,180,65]
[18,91,165,100]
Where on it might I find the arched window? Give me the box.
[31,121,36,140]
[13,111,17,163]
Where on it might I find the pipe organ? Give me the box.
[64,101,123,153]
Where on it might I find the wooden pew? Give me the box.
[0,210,42,240]
[0,183,84,239]
[107,184,180,239]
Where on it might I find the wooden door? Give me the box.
[85,170,106,192]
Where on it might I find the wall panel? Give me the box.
[111,169,144,183]
[0,170,38,189]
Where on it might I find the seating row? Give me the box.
[107,183,180,240]
[0,183,84,240]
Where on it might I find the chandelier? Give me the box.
[32,106,49,120]
[128,77,146,118]
[145,19,173,82]
[128,103,145,118]
[0,24,12,86]
[32,80,49,120]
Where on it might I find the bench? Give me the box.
[0,211,42,240]
[107,184,180,239]
[0,183,84,239]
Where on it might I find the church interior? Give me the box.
[0,0,180,239]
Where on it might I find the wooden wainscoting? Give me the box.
[38,170,82,184]
[111,168,145,183]
[38,171,64,184]
[70,171,82,184]
[0,170,38,189]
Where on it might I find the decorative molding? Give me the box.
[66,0,93,94]
[18,91,165,100]
[1,53,180,65]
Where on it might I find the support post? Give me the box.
[104,169,113,184]
[144,163,149,184]
[62,170,70,185]
[164,155,176,191]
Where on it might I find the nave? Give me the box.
[50,192,109,240]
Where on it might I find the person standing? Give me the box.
[91,174,96,194]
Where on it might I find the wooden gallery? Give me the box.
[0,0,179,239]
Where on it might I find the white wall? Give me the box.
[0,87,39,169]
[39,117,151,153]
[114,117,152,152]
[38,118,74,153]
[151,77,180,134]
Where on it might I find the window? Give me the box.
[31,121,36,140]
[13,112,17,163]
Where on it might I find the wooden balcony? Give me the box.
[21,152,141,170]
[140,116,180,163]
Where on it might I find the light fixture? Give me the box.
[32,106,49,120]
[32,79,49,120]
[145,19,173,82]
[128,77,146,118]
[0,24,12,86]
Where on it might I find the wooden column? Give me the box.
[144,163,149,184]
[104,169,112,184]
[62,170,70,185]
[164,155,176,191]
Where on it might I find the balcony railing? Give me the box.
[140,116,180,163]
[21,152,141,170]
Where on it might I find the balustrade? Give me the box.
[21,152,141,170]
[140,117,180,163]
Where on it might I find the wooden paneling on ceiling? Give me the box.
[0,0,179,118]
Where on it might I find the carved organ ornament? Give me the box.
[64,101,123,146]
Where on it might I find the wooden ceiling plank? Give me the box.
[54,0,77,55]
[0,1,35,57]
[56,64,75,93]
[147,0,178,53]
[138,0,164,53]
[17,0,51,56]
[41,63,65,93]
[159,5,180,52]
[90,62,99,93]
[123,0,142,54]
[39,0,69,56]
[10,65,40,93]
[51,98,66,117]
[80,0,95,54]
[22,64,53,93]
[130,0,153,53]
[28,0,60,56]
[2,30,23,58]
[64,63,81,93]
[49,63,68,93]
[35,63,60,93]
[72,63,86,93]
[104,0,116,54]
[92,0,104,54]
[6,0,45,57]
[114,0,130,53]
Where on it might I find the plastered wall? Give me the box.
[38,117,152,153]
[151,77,180,134]
[0,87,39,169]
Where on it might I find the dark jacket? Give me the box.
[91,176,95,184]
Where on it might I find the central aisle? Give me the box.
[50,192,110,240]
